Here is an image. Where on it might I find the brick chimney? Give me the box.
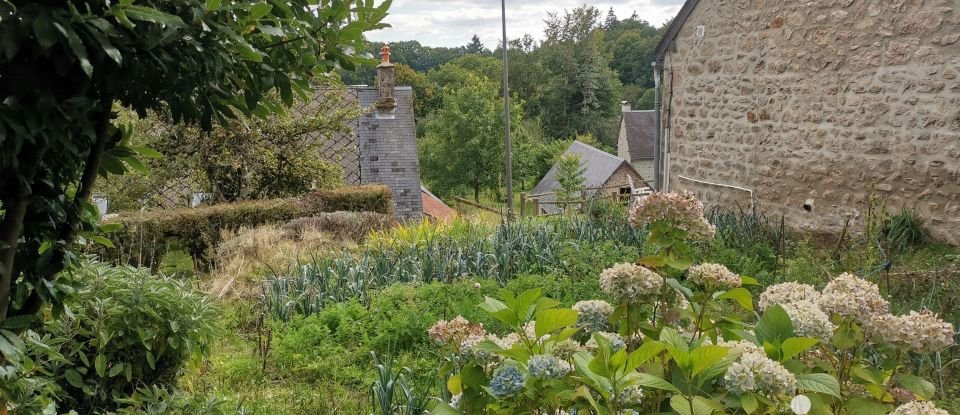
[376,44,397,112]
[620,101,631,112]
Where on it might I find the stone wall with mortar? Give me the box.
[661,0,960,243]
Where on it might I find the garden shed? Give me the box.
[531,140,648,214]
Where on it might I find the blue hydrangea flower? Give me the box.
[527,354,571,379]
[490,365,525,398]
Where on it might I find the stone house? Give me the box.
[617,102,658,181]
[531,141,648,214]
[653,0,960,243]
[303,45,424,220]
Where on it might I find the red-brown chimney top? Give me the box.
[380,44,391,64]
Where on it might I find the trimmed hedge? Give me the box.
[281,211,395,242]
[300,185,394,215]
[95,185,392,269]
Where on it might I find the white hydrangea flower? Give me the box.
[892,401,950,415]
[629,191,716,240]
[724,350,796,398]
[819,273,889,323]
[758,282,821,311]
[600,263,663,304]
[573,300,614,332]
[781,300,835,342]
[867,309,955,353]
[687,263,741,290]
[713,339,763,356]
[617,385,644,406]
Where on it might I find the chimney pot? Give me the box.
[376,43,397,112]
[620,101,631,112]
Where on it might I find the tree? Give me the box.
[535,5,622,148]
[394,63,440,124]
[554,153,586,212]
[0,0,389,324]
[464,34,485,54]
[419,74,521,201]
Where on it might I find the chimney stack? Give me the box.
[376,44,397,112]
[620,101,631,113]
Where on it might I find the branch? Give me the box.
[8,100,114,324]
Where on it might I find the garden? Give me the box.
[2,1,959,414]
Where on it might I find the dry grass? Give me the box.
[206,225,354,300]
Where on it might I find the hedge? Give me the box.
[94,185,392,269]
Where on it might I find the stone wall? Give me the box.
[601,163,646,198]
[661,0,960,243]
[631,160,656,186]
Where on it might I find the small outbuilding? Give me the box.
[531,140,649,215]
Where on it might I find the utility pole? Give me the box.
[501,0,513,220]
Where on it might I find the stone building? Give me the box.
[617,102,657,181]
[654,0,960,243]
[531,141,647,214]
[305,45,423,220]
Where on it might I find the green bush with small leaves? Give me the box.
[2,261,218,414]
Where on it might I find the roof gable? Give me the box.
[654,0,700,60]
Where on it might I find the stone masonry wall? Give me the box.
[601,164,646,197]
[662,0,960,243]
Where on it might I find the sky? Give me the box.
[366,0,686,48]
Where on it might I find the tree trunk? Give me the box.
[0,194,29,323]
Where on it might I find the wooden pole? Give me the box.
[519,193,526,218]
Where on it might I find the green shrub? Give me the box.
[301,184,393,215]
[281,211,395,242]
[96,185,394,269]
[13,261,217,414]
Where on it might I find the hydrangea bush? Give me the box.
[428,192,956,415]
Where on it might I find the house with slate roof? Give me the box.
[531,141,648,214]
[301,45,423,220]
[616,102,657,182]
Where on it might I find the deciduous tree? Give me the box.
[0,0,389,325]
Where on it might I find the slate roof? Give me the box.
[531,141,638,214]
[621,110,656,160]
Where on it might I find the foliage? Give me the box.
[264,214,645,320]
[0,0,390,328]
[532,5,623,147]
[554,153,587,209]
[426,193,954,415]
[101,89,355,206]
[281,211,395,242]
[301,184,394,216]
[419,73,521,201]
[2,261,217,413]
[96,185,392,269]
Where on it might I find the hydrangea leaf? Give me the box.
[895,373,936,400]
[756,304,795,345]
[717,287,754,311]
[535,308,578,338]
[780,337,819,362]
[796,373,841,398]
[844,397,891,415]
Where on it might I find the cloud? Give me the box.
[366,0,685,47]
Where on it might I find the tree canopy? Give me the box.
[0,0,390,324]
